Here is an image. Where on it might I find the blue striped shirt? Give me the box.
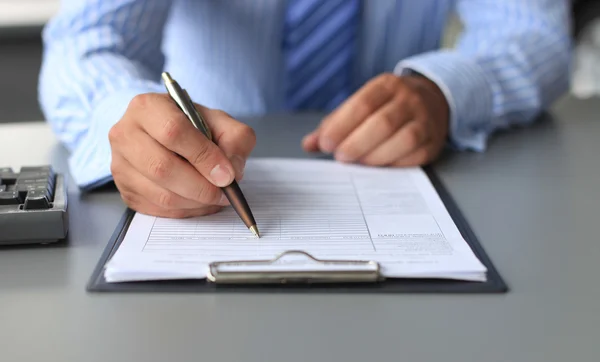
[39,0,572,189]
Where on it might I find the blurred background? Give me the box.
[0,0,599,124]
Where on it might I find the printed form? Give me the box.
[104,159,487,282]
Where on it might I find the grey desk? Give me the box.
[0,96,599,362]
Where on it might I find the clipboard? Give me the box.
[87,167,508,293]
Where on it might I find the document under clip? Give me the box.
[206,250,384,284]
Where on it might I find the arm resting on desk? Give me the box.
[395,0,572,151]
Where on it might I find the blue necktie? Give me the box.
[282,0,360,111]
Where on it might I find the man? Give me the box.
[39,0,571,218]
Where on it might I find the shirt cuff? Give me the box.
[394,50,494,152]
[68,86,163,190]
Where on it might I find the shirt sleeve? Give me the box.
[39,0,171,189]
[394,0,572,151]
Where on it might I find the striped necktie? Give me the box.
[282,0,360,111]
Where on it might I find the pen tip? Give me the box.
[250,225,260,238]
[161,72,173,83]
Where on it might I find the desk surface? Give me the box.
[1,96,599,362]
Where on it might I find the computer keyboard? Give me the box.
[0,165,68,245]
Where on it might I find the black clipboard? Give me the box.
[87,167,508,293]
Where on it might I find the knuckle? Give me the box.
[378,73,401,93]
[191,141,213,167]
[147,156,172,180]
[376,114,397,134]
[404,128,422,149]
[109,160,119,178]
[156,191,175,209]
[110,158,127,182]
[108,124,122,144]
[120,191,136,205]
[129,93,153,110]
[161,116,184,144]
[353,99,373,117]
[240,124,256,143]
[129,93,155,109]
[231,124,257,148]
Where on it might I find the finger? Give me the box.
[333,98,413,163]
[390,144,435,167]
[359,120,430,166]
[301,131,320,153]
[200,107,256,180]
[117,188,223,218]
[201,107,256,158]
[317,74,400,153]
[111,154,228,210]
[131,93,236,187]
[117,127,225,206]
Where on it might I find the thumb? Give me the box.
[198,106,256,180]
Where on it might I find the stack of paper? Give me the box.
[104,159,487,282]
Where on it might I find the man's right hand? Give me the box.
[108,93,256,218]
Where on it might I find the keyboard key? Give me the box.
[17,175,53,187]
[24,190,50,210]
[0,185,5,192]
[19,167,54,182]
[20,166,53,173]
[18,178,51,185]
[15,166,56,203]
[18,174,47,182]
[0,190,22,205]
[16,183,53,201]
[0,167,17,185]
[17,167,54,180]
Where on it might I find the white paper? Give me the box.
[105,158,487,282]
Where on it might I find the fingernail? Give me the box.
[335,152,354,163]
[321,138,336,153]
[209,164,233,187]
[229,154,246,179]
[219,192,230,206]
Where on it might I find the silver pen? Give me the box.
[161,72,260,238]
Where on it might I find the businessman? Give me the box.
[39,0,571,218]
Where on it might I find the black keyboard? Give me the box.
[0,165,68,245]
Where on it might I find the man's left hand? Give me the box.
[302,73,450,167]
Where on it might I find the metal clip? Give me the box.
[206,250,383,284]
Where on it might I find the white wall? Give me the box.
[0,0,59,27]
